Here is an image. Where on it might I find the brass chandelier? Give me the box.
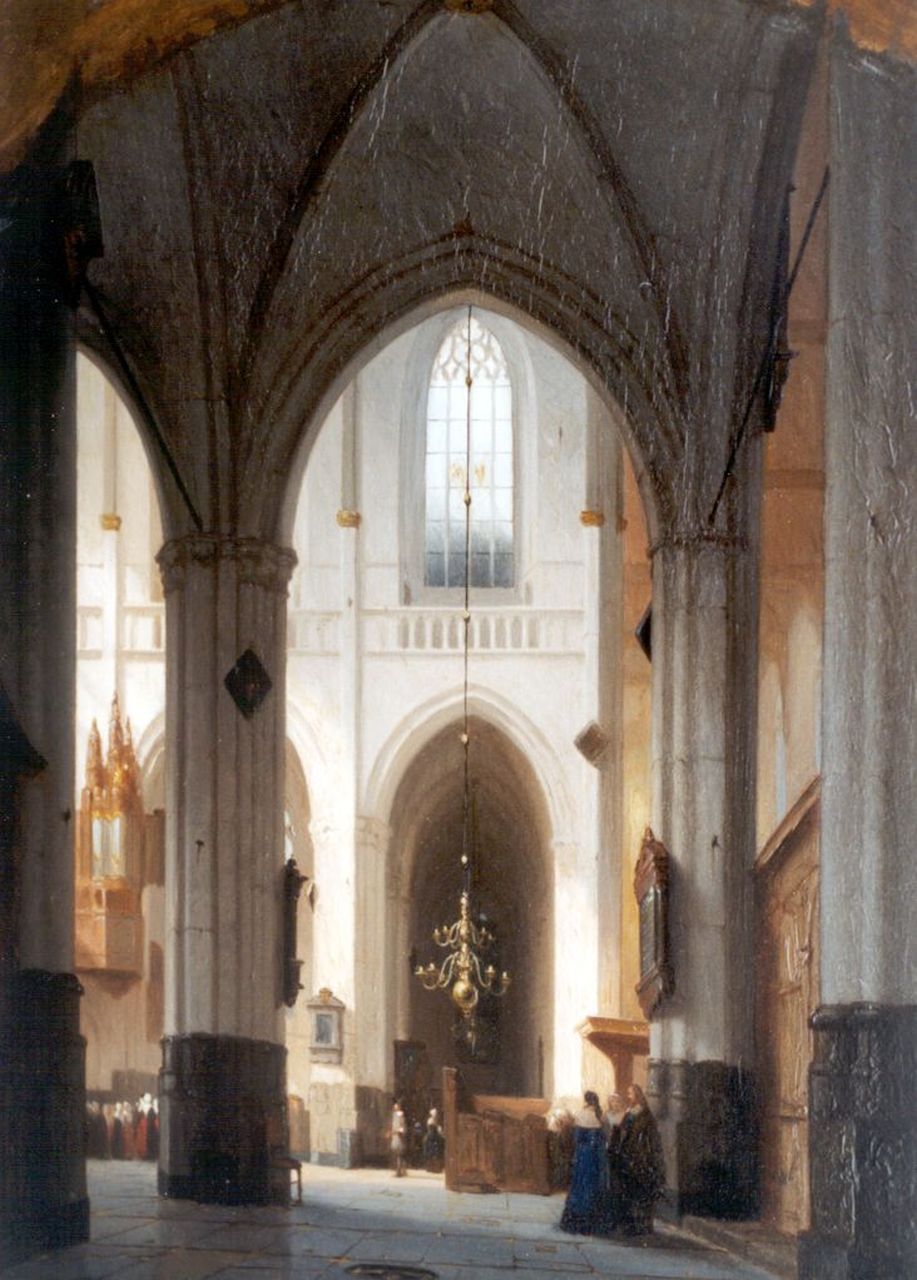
[413,306,511,1038]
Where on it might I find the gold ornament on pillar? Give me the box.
[413,306,510,1045]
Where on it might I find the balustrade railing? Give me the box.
[78,603,583,659]
[77,605,103,655]
[287,610,341,654]
[362,607,582,655]
[122,604,165,654]
[77,603,166,657]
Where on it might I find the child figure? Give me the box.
[390,1099,407,1177]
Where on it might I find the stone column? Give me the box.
[798,32,917,1280]
[581,393,624,1014]
[307,817,354,1164]
[354,815,391,1162]
[647,533,759,1218]
[99,378,123,702]
[0,106,90,1263]
[156,534,295,1205]
[553,838,597,1097]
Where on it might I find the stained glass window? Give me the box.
[425,317,514,588]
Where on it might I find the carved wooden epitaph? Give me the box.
[633,826,673,1019]
[282,857,306,1007]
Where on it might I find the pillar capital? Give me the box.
[157,534,296,596]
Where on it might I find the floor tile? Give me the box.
[3,1160,786,1280]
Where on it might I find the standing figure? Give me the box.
[609,1084,665,1235]
[422,1106,445,1172]
[390,1099,407,1178]
[134,1094,149,1160]
[601,1092,627,1230]
[121,1102,136,1159]
[147,1097,160,1160]
[110,1103,124,1159]
[559,1091,611,1235]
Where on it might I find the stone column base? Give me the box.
[158,1033,288,1205]
[0,971,89,1268]
[798,1004,917,1280]
[648,1058,758,1219]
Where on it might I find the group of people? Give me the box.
[559,1084,665,1237]
[389,1101,446,1176]
[85,1095,160,1161]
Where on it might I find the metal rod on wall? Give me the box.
[82,277,204,533]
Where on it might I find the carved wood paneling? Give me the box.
[755,784,820,1236]
[443,1067,550,1195]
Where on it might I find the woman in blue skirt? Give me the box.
[559,1091,610,1235]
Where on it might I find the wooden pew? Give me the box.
[443,1067,550,1195]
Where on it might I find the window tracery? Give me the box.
[425,317,514,589]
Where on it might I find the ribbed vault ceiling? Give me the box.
[2,0,914,176]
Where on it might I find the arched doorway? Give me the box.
[395,715,553,1103]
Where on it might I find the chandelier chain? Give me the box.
[413,305,511,1029]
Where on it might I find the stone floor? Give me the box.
[7,1161,783,1280]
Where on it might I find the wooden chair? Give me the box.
[270,1150,303,1204]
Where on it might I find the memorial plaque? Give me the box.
[633,827,674,1019]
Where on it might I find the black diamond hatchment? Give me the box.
[224,648,272,719]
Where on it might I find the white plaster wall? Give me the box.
[75,354,165,801]
[287,309,620,1106]
[75,314,633,1114]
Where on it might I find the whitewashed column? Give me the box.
[553,838,598,1098]
[581,392,624,1014]
[799,33,917,1280]
[157,534,295,1204]
[648,531,759,1216]
[354,815,391,1159]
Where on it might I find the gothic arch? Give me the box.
[363,684,575,847]
[384,707,556,1098]
[285,696,334,828]
[134,715,165,811]
[75,340,182,541]
[271,273,667,550]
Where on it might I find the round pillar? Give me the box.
[0,105,90,1262]
[156,533,295,1204]
[647,533,759,1218]
[799,31,917,1279]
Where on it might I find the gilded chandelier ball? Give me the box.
[451,978,478,1012]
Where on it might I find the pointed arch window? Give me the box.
[425,317,514,589]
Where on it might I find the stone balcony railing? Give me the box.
[79,603,584,659]
[288,607,583,656]
[122,604,165,654]
[77,604,104,655]
[77,602,165,657]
